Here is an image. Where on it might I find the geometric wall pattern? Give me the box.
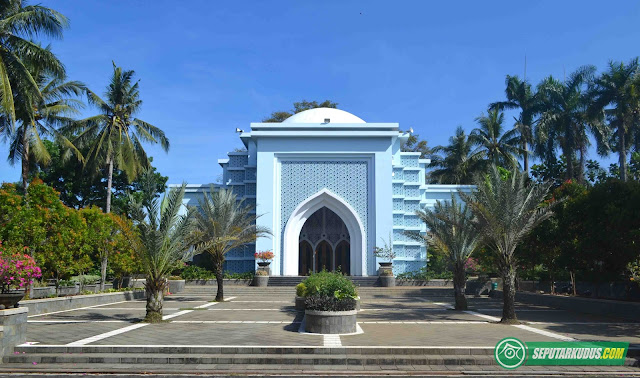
[280,160,369,275]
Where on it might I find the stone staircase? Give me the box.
[267,276,380,287]
[3,345,638,373]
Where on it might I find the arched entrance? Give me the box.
[298,206,350,275]
[283,189,366,276]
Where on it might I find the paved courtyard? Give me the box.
[23,288,640,350]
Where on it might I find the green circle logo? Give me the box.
[494,337,527,369]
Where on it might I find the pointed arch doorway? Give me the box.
[298,207,350,275]
[283,189,366,276]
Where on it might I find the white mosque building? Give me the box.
[178,108,472,276]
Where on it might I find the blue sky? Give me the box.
[1,1,638,184]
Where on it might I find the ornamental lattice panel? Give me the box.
[280,160,369,274]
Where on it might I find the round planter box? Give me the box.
[378,262,393,268]
[295,296,305,311]
[253,275,269,287]
[0,292,25,309]
[257,262,271,267]
[305,310,357,334]
[168,280,185,294]
[379,275,396,287]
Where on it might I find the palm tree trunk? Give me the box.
[453,262,468,310]
[501,265,518,323]
[100,255,108,291]
[214,258,224,302]
[523,141,529,174]
[105,157,114,213]
[21,133,29,190]
[145,276,165,323]
[619,126,627,182]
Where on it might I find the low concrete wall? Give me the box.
[492,290,640,321]
[0,308,27,357]
[396,279,454,287]
[22,290,145,316]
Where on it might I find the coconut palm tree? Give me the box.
[429,126,483,184]
[122,179,194,322]
[536,66,599,182]
[4,66,85,189]
[460,166,553,323]
[71,63,169,213]
[413,195,481,310]
[490,75,540,174]
[190,187,271,302]
[0,0,67,125]
[470,109,521,169]
[588,58,640,181]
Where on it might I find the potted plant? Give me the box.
[300,271,358,334]
[253,269,269,287]
[374,235,396,287]
[0,242,42,309]
[255,251,274,268]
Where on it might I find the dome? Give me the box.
[282,108,366,124]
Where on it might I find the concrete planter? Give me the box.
[305,310,357,334]
[253,275,269,287]
[168,280,185,294]
[27,286,56,299]
[297,297,361,311]
[0,307,27,357]
[379,275,396,287]
[56,285,78,296]
[0,292,24,309]
[23,290,145,316]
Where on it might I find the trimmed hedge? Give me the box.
[300,271,357,311]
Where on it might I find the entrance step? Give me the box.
[182,286,455,298]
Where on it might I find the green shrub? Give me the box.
[396,266,453,280]
[180,265,215,280]
[296,283,307,297]
[223,271,254,279]
[71,275,100,285]
[305,295,356,311]
[301,271,357,299]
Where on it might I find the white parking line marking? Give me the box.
[171,320,300,324]
[162,310,193,320]
[27,301,131,318]
[323,334,342,347]
[513,324,577,341]
[66,323,148,346]
[194,302,218,309]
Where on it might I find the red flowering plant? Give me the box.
[0,241,42,294]
[254,251,274,262]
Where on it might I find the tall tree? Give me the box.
[6,67,84,189]
[461,166,553,323]
[401,131,432,159]
[71,63,169,213]
[262,100,337,122]
[121,182,193,322]
[536,66,598,182]
[191,187,271,301]
[429,126,483,184]
[470,109,521,168]
[490,75,540,173]
[32,140,168,214]
[0,0,67,125]
[588,58,640,181]
[413,195,481,310]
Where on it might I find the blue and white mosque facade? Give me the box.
[178,108,471,276]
